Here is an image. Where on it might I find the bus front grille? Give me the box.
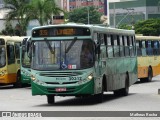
[39,72,81,77]
[45,81,78,85]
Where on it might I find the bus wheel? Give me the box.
[121,76,129,96]
[140,67,153,82]
[13,72,22,88]
[94,84,104,103]
[114,75,129,96]
[147,67,153,82]
[47,95,55,104]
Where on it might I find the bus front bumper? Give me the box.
[31,80,94,96]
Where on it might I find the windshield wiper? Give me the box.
[44,38,55,54]
[65,37,77,53]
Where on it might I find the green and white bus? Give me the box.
[19,37,31,87]
[28,24,137,104]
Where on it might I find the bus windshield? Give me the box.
[22,46,31,68]
[32,39,94,70]
[0,46,6,67]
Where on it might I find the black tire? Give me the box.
[120,76,129,96]
[140,78,146,82]
[114,90,121,96]
[94,92,103,103]
[140,67,153,82]
[147,67,153,82]
[94,83,104,103]
[47,95,55,104]
[13,72,22,88]
[114,74,129,96]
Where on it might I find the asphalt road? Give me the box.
[1,75,160,120]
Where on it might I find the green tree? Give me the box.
[67,6,102,24]
[4,0,30,35]
[1,21,14,35]
[28,0,64,26]
[134,19,160,36]
[118,24,133,30]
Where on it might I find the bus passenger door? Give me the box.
[14,42,21,72]
[7,43,17,83]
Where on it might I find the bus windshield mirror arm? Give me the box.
[65,37,77,53]
[44,38,55,54]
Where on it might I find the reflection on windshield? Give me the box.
[0,46,6,67]
[32,40,94,70]
[22,46,30,68]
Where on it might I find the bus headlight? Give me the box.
[22,70,30,77]
[35,79,45,86]
[0,70,6,76]
[87,73,93,80]
[31,75,36,81]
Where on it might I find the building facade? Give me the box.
[68,0,105,13]
[52,0,106,24]
[109,0,160,27]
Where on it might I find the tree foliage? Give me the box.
[2,0,64,35]
[134,19,160,36]
[4,0,30,35]
[67,6,102,24]
[118,24,133,30]
[28,0,64,26]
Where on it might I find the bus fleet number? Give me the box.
[69,77,82,80]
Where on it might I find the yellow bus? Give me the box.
[0,36,25,87]
[136,35,160,82]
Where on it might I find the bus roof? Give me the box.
[0,36,26,42]
[32,23,135,36]
[135,35,160,41]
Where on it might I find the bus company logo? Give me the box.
[1,112,42,118]
[2,112,12,117]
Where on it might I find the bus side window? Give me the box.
[159,41,160,55]
[93,32,98,44]
[104,34,107,46]
[141,41,146,56]
[99,33,104,45]
[104,34,108,57]
[136,41,141,56]
[146,41,153,56]
[113,35,119,57]
[119,35,124,57]
[124,36,129,57]
[133,36,137,56]
[107,35,114,58]
[7,44,15,64]
[153,41,159,55]
[100,34,107,59]
[129,36,134,57]
[15,42,21,59]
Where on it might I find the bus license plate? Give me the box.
[56,88,66,92]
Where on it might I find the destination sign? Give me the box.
[32,27,91,37]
